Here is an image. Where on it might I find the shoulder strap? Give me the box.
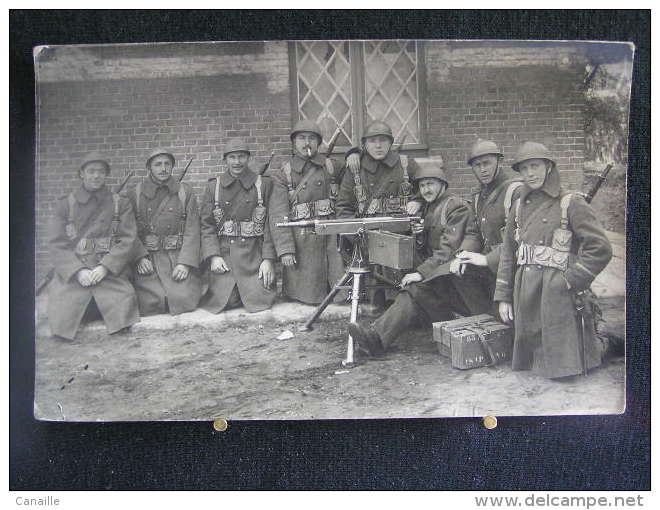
[560,193,574,229]
[324,158,334,177]
[214,177,221,207]
[67,192,76,224]
[473,192,480,212]
[504,181,524,214]
[255,175,264,207]
[439,196,454,227]
[282,162,294,192]
[135,182,142,214]
[288,165,317,205]
[111,193,121,238]
[178,185,187,209]
[400,154,409,181]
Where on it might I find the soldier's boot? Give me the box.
[348,322,385,358]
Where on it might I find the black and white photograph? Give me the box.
[33,38,631,422]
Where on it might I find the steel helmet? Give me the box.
[290,119,323,143]
[412,158,448,186]
[361,120,394,144]
[223,139,251,159]
[146,148,175,168]
[467,139,503,166]
[511,141,556,171]
[80,151,110,173]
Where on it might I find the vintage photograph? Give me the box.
[33,39,631,421]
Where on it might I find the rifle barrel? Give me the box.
[178,157,195,182]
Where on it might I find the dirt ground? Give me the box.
[34,295,625,422]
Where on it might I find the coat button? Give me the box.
[241,238,245,242]
[147,208,152,212]
[481,217,486,222]
[539,240,544,245]
[537,265,543,270]
[168,207,173,211]
[525,199,531,204]
[542,218,547,223]
[525,267,530,272]
[230,239,234,244]
[226,201,230,205]
[317,181,322,185]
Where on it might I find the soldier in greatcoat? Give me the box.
[200,139,295,313]
[347,158,482,357]
[127,149,202,316]
[493,142,613,379]
[442,140,525,312]
[269,120,346,305]
[47,152,140,340]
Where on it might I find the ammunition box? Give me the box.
[367,230,415,270]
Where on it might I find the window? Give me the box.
[291,40,425,152]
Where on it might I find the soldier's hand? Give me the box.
[346,153,361,173]
[76,268,93,287]
[172,264,190,281]
[136,257,154,275]
[411,219,424,235]
[210,256,230,274]
[449,257,466,276]
[259,259,275,289]
[89,265,109,285]
[456,251,487,267]
[499,301,515,324]
[400,271,423,288]
[406,200,422,216]
[280,254,296,267]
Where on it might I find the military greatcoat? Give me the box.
[269,153,346,304]
[493,167,613,378]
[127,177,202,316]
[47,185,139,340]
[200,169,294,313]
[335,150,420,219]
[373,192,483,348]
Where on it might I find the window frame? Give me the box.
[288,40,428,154]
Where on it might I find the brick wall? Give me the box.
[35,40,589,279]
[35,42,292,279]
[424,42,588,197]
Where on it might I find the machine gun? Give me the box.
[277,215,421,366]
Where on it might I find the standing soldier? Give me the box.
[450,140,524,310]
[270,120,346,305]
[336,120,419,219]
[494,142,613,379]
[128,149,202,316]
[347,158,481,357]
[47,152,140,340]
[200,139,295,313]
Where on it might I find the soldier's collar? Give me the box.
[75,185,109,204]
[361,150,399,173]
[291,153,324,173]
[220,168,257,189]
[142,176,179,198]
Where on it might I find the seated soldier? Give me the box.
[348,158,481,357]
[128,149,202,316]
[47,152,140,340]
[199,139,295,313]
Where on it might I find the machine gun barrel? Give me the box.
[276,215,421,236]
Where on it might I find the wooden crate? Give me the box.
[433,314,513,370]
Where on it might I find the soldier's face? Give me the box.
[519,159,550,190]
[225,152,250,175]
[294,132,320,158]
[418,178,446,203]
[79,162,108,191]
[471,154,500,185]
[364,135,392,160]
[148,154,174,183]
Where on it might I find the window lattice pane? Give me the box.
[295,41,353,148]
[363,41,420,144]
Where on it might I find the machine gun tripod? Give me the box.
[277,216,420,366]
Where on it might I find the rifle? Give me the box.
[324,127,342,156]
[178,157,194,182]
[258,151,276,176]
[584,163,614,204]
[36,170,135,296]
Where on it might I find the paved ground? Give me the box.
[33,233,625,421]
